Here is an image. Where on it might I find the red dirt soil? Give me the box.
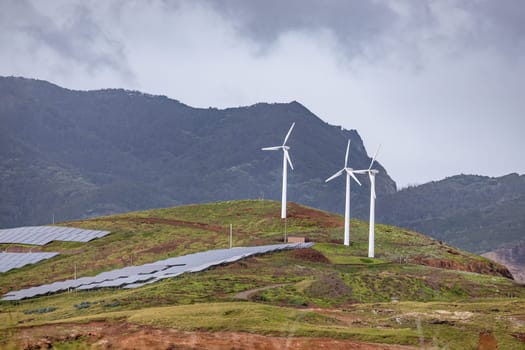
[290,248,330,263]
[411,256,513,279]
[478,330,499,350]
[15,321,419,350]
[287,203,342,228]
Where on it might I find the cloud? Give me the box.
[203,0,398,57]
[0,0,133,82]
[0,0,524,186]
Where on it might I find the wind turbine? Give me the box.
[354,145,381,258]
[325,140,361,246]
[261,122,295,219]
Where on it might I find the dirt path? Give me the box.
[14,321,419,350]
[234,283,289,300]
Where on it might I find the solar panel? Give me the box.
[76,284,101,291]
[122,278,164,289]
[2,243,314,300]
[0,252,59,273]
[157,266,186,276]
[97,275,155,288]
[151,271,185,282]
[0,226,111,245]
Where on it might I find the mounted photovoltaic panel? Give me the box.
[0,252,59,273]
[187,262,214,273]
[2,242,314,300]
[45,281,77,293]
[223,254,246,263]
[95,279,128,288]
[0,226,110,245]
[62,277,96,289]
[76,284,101,291]
[129,269,187,287]
[120,264,171,275]
[97,275,155,288]
[96,270,129,280]
[145,271,186,285]
[157,265,187,276]
[122,278,167,289]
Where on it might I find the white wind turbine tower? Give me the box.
[261,122,295,220]
[325,140,361,246]
[354,145,381,258]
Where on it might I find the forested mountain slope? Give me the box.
[0,76,395,228]
[359,174,525,253]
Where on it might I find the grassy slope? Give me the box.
[1,200,524,349]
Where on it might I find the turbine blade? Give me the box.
[368,144,382,170]
[261,146,282,151]
[283,122,295,146]
[325,169,344,182]
[285,150,294,170]
[345,139,351,168]
[348,170,362,186]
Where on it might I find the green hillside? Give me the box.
[1,200,524,349]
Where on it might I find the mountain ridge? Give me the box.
[0,76,396,228]
[3,76,524,257]
[361,172,525,253]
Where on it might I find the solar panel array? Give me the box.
[2,242,313,301]
[0,252,59,273]
[0,226,110,245]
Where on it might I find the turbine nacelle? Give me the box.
[325,168,361,186]
[346,168,361,186]
[325,140,362,185]
[353,144,382,200]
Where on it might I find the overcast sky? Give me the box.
[1,0,524,188]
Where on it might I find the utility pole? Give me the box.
[284,218,287,243]
[229,224,233,248]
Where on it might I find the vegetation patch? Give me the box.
[74,301,92,310]
[23,307,57,315]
